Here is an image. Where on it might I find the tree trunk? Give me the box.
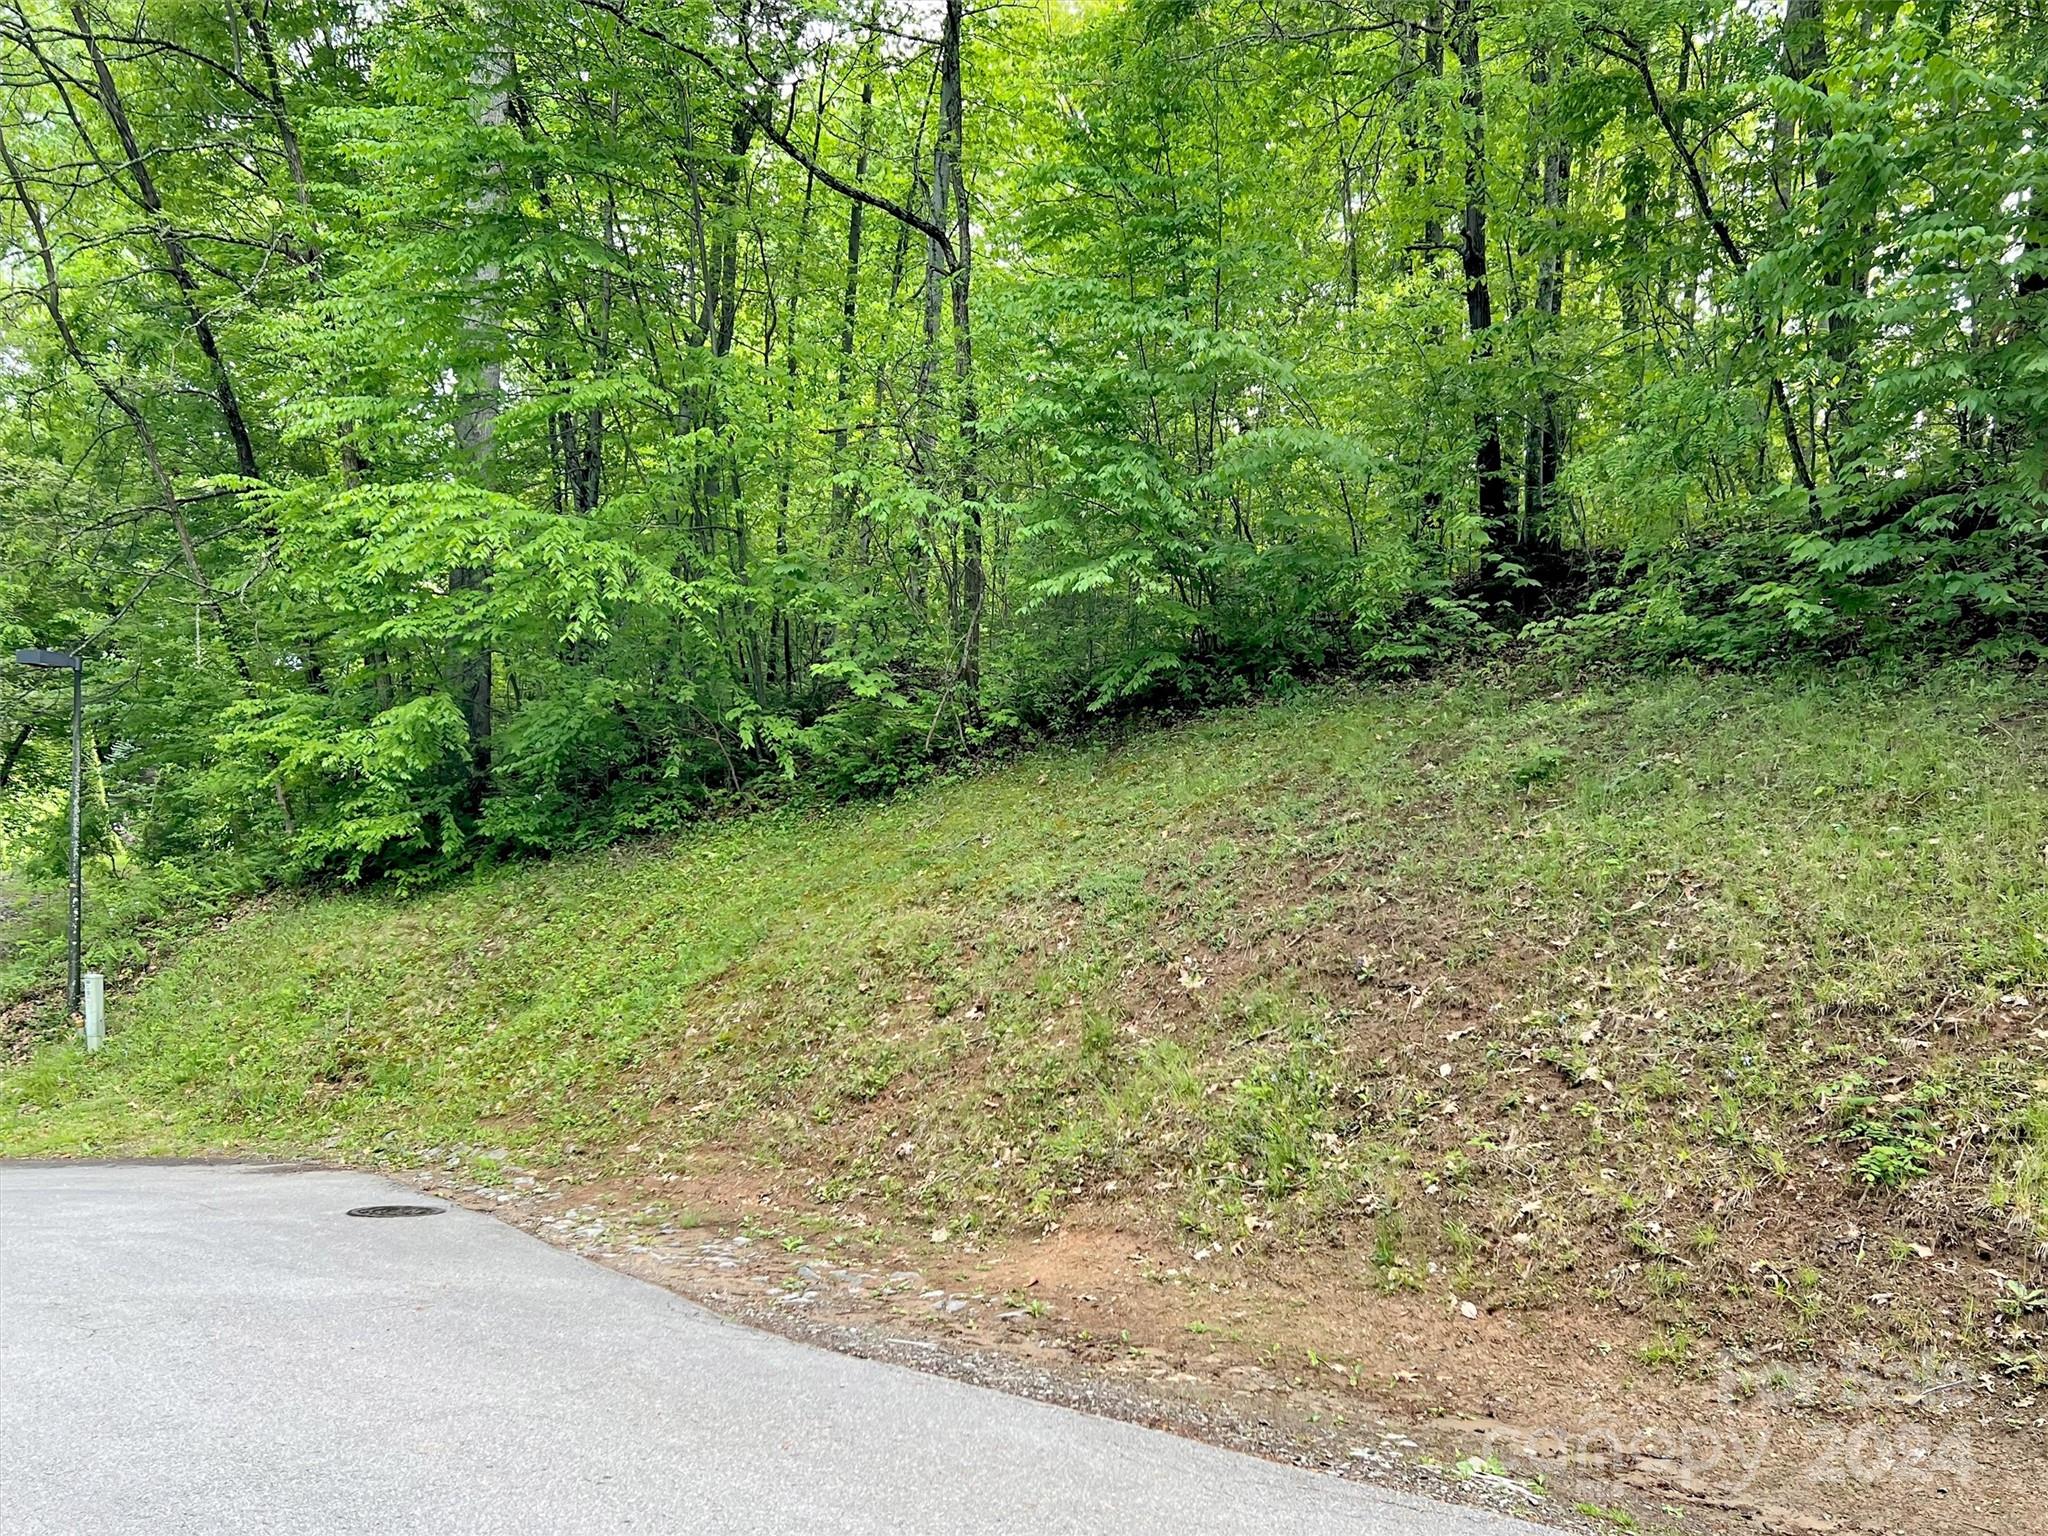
[0,722,32,792]
[1520,51,1571,557]
[0,119,244,669]
[1453,0,1512,571]
[1594,26,1819,495]
[450,57,512,809]
[70,4,260,481]
[939,0,983,696]
[831,47,877,543]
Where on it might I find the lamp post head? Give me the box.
[13,649,80,670]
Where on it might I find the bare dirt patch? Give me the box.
[403,1159,2047,1536]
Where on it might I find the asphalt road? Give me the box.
[0,1163,1548,1535]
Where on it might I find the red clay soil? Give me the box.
[408,1162,2047,1536]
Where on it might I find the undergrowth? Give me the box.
[5,662,2047,1366]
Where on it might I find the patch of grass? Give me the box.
[1,856,256,1018]
[1636,1326,1696,1369]
[1989,1091,2048,1234]
[1574,1503,1641,1531]
[6,663,2048,1364]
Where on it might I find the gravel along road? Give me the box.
[0,1162,1552,1535]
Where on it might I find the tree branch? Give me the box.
[571,0,958,268]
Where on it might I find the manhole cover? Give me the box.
[346,1204,444,1219]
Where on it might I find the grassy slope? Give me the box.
[7,665,2048,1366]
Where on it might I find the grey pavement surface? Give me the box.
[0,1163,1550,1535]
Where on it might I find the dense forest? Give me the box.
[0,0,2042,882]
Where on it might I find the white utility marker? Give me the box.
[82,970,104,1052]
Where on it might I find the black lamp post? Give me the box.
[13,648,83,1015]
